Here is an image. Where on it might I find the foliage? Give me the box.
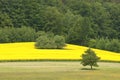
[54,35,66,49]
[35,32,65,49]
[0,30,9,43]
[106,39,120,52]
[35,35,56,49]
[16,26,36,42]
[0,0,120,52]
[0,27,36,43]
[88,38,120,53]
[81,48,100,69]
[0,12,13,27]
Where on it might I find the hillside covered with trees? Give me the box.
[0,0,120,52]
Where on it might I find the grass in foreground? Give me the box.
[0,42,120,61]
[0,62,120,80]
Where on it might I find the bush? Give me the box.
[35,35,56,49]
[88,38,120,53]
[88,39,96,48]
[0,27,36,43]
[35,32,65,49]
[7,27,20,42]
[54,35,65,49]
[16,26,36,42]
[106,39,120,52]
[0,29,9,43]
[95,38,108,50]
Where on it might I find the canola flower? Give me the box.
[0,42,120,61]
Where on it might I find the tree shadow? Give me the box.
[80,68,99,70]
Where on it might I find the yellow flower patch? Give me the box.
[0,42,120,61]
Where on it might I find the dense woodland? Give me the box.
[0,0,120,52]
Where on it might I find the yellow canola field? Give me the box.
[0,42,120,61]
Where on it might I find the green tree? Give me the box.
[90,2,112,38]
[81,48,100,69]
[35,35,57,49]
[0,27,36,43]
[54,35,66,49]
[106,39,120,52]
[67,17,93,45]
[62,10,84,43]
[104,3,120,39]
[35,32,65,49]
[0,29,9,43]
[17,26,36,42]
[0,12,13,27]
[43,6,63,34]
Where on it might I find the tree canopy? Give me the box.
[0,0,120,52]
[81,48,100,69]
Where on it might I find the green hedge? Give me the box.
[0,27,36,43]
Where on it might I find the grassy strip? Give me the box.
[0,62,119,80]
[0,59,120,63]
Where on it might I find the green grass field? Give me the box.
[0,62,120,80]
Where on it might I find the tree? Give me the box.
[0,12,13,27]
[67,16,93,45]
[81,48,100,69]
[35,35,57,49]
[43,6,63,34]
[54,35,66,49]
[0,29,9,43]
[35,32,65,49]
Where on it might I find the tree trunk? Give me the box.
[90,65,92,70]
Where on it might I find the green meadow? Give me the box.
[0,62,120,80]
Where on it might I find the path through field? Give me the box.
[0,62,120,80]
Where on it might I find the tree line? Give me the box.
[0,0,120,52]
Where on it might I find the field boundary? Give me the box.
[0,59,120,63]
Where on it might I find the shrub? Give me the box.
[36,31,46,38]
[0,29,9,43]
[95,38,108,50]
[0,27,36,43]
[54,35,65,49]
[88,39,96,48]
[7,27,19,42]
[35,35,56,49]
[88,38,120,53]
[17,26,36,42]
[106,39,120,52]
[35,32,65,49]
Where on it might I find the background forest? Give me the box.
[0,0,120,52]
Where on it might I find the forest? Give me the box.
[0,0,120,52]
